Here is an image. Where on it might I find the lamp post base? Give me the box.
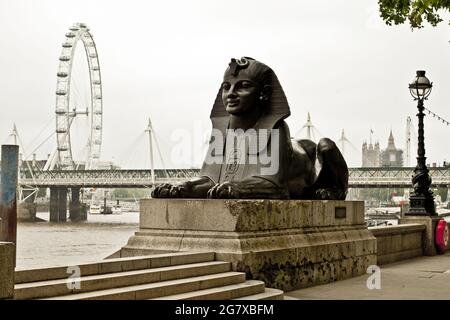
[407,194,435,216]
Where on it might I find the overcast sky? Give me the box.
[0,0,449,168]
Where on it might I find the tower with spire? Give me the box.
[362,129,380,167]
[380,129,404,167]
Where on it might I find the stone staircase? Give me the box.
[14,252,283,300]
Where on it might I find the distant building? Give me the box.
[362,130,404,167]
[71,161,121,170]
[380,130,403,167]
[362,141,380,167]
[95,161,121,170]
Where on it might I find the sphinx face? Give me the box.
[221,72,261,116]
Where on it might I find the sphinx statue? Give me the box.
[152,57,348,200]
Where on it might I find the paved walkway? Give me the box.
[285,251,450,300]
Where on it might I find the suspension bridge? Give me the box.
[16,167,450,189]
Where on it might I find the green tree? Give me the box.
[378,0,450,29]
[112,188,151,199]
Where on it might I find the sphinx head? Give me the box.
[221,57,273,116]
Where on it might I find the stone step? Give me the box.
[233,288,284,300]
[15,251,214,284]
[41,272,246,300]
[151,280,265,300]
[14,261,230,300]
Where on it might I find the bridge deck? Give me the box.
[17,167,450,188]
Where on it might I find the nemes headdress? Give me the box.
[210,57,291,120]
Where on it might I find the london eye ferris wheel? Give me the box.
[54,22,103,170]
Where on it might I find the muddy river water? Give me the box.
[16,212,139,269]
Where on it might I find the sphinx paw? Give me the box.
[207,182,239,199]
[151,183,173,198]
[168,182,194,198]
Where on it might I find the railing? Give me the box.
[349,167,450,188]
[18,169,200,188]
[18,167,450,188]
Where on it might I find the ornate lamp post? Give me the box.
[407,70,436,216]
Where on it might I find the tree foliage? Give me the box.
[378,0,450,29]
[112,188,150,199]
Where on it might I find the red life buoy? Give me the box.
[435,219,449,254]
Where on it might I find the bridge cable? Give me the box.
[13,125,40,201]
[24,116,55,155]
[151,128,169,178]
[24,131,56,172]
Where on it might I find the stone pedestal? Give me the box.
[400,216,440,256]
[120,199,376,291]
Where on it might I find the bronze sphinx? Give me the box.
[152,57,348,200]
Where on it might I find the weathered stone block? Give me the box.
[0,242,14,299]
[121,199,376,291]
[400,216,439,256]
[403,232,422,251]
[370,224,425,265]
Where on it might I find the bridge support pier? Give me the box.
[58,188,67,222]
[69,187,85,221]
[49,187,67,222]
[49,187,58,222]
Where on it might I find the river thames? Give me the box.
[16,212,139,269]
